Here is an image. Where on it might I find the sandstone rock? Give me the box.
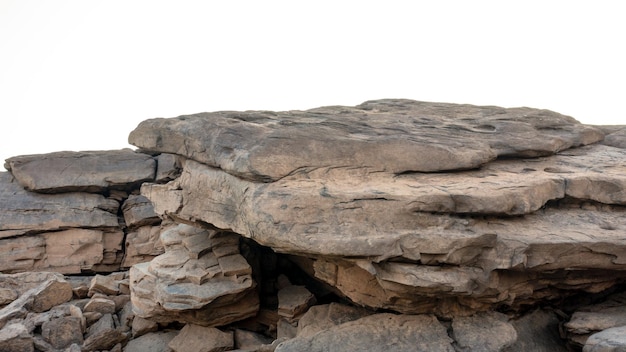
[234,329,273,350]
[121,195,160,229]
[132,316,158,338]
[82,313,128,351]
[84,296,116,314]
[296,302,372,338]
[4,149,156,193]
[117,301,134,332]
[122,225,165,268]
[88,272,126,297]
[566,292,626,347]
[41,316,84,349]
[276,318,297,340]
[275,313,454,352]
[168,324,233,352]
[129,99,602,182]
[0,172,120,238]
[144,147,626,314]
[0,323,34,352]
[155,153,182,182]
[602,127,626,149]
[123,331,177,352]
[451,311,517,351]
[503,309,568,352]
[277,285,316,321]
[584,325,626,352]
[130,224,259,326]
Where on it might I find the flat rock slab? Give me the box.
[5,149,156,193]
[0,172,119,238]
[275,313,454,352]
[129,99,603,182]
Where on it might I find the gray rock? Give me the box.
[0,172,119,239]
[123,331,177,352]
[0,323,34,352]
[5,149,156,193]
[503,309,568,352]
[452,312,517,351]
[41,316,84,349]
[129,99,602,182]
[275,313,454,352]
[584,325,626,352]
[168,324,233,352]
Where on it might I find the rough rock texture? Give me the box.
[275,313,455,352]
[130,224,259,326]
[168,324,233,352]
[4,149,155,193]
[136,100,625,316]
[129,99,603,182]
[0,99,624,350]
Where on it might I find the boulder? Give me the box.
[584,325,626,352]
[168,324,233,352]
[275,313,454,352]
[4,149,155,193]
[41,316,84,349]
[123,331,177,352]
[82,313,128,351]
[129,99,602,182]
[130,224,259,326]
[503,309,568,352]
[566,292,626,347]
[451,312,517,351]
[0,172,119,239]
[0,323,34,352]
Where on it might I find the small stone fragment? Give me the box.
[168,324,233,352]
[277,285,316,321]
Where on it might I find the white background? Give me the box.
[1,1,625,167]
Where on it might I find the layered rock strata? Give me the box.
[132,99,626,316]
[0,99,624,351]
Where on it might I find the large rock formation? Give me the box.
[0,99,624,351]
[133,99,625,317]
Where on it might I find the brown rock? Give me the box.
[5,149,156,193]
[123,331,177,352]
[451,312,517,351]
[84,296,116,315]
[234,329,273,350]
[129,99,602,182]
[131,316,158,338]
[41,316,84,349]
[0,172,119,239]
[296,303,372,338]
[168,324,233,352]
[88,273,125,297]
[0,323,34,352]
[275,313,454,352]
[504,309,568,352]
[122,225,165,268]
[82,313,128,351]
[602,127,626,149]
[277,285,316,321]
[121,195,160,229]
[130,224,258,326]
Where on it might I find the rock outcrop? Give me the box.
[0,99,624,351]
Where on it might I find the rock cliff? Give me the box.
[1,99,625,351]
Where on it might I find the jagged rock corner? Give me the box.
[0,99,624,351]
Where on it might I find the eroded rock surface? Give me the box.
[133,102,623,319]
[130,224,259,326]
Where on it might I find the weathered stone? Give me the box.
[566,292,626,347]
[168,324,233,352]
[277,285,316,320]
[123,331,177,352]
[602,127,626,149]
[84,296,116,314]
[88,273,125,297]
[275,313,454,352]
[41,316,84,349]
[451,311,517,351]
[82,313,128,351]
[296,302,372,338]
[122,195,160,229]
[234,329,273,350]
[129,99,602,182]
[503,309,568,352]
[0,323,34,352]
[584,325,626,352]
[144,147,626,314]
[117,301,134,332]
[155,153,182,183]
[122,225,165,268]
[131,316,158,338]
[130,224,258,326]
[5,149,156,193]
[0,172,120,238]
